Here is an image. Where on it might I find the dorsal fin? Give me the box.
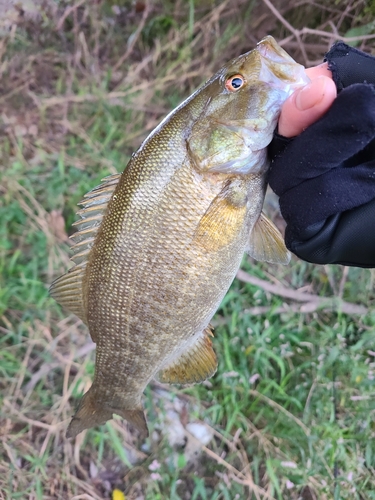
[157,326,217,385]
[246,212,290,264]
[49,173,121,331]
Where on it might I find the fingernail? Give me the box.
[295,76,327,111]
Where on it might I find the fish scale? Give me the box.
[49,36,309,438]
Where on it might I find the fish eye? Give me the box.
[225,74,245,92]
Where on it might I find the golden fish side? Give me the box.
[50,36,309,438]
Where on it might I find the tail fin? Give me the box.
[66,388,149,438]
[115,407,149,437]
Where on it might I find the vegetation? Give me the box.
[1,1,375,499]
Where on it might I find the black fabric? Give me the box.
[289,200,375,268]
[268,45,375,267]
[269,83,375,229]
[325,41,375,90]
[268,131,292,158]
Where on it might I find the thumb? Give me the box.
[278,76,336,137]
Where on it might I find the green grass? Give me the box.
[1,1,375,499]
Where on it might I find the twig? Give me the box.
[249,389,310,435]
[261,0,375,66]
[261,0,296,36]
[69,475,103,500]
[11,342,33,403]
[303,378,318,419]
[324,265,337,295]
[2,441,20,470]
[338,266,349,299]
[242,301,361,315]
[235,440,263,500]
[236,270,367,315]
[113,1,151,72]
[300,26,375,42]
[195,436,277,500]
[30,70,201,108]
[0,81,31,104]
[3,400,66,432]
[56,0,88,31]
[24,342,95,393]
[261,0,309,64]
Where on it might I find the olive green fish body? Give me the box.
[84,137,262,407]
[50,36,309,438]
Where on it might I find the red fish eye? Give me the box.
[225,74,245,92]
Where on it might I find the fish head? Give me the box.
[187,36,309,175]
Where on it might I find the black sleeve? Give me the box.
[289,200,375,267]
[268,43,375,268]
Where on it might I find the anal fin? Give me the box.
[158,326,217,385]
[246,212,290,264]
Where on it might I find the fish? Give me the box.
[50,36,309,438]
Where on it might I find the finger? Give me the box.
[278,75,337,137]
[305,62,332,80]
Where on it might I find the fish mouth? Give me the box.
[256,35,296,64]
[256,35,310,96]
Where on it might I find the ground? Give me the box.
[1,1,375,499]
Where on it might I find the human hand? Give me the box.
[278,63,337,138]
[268,43,375,268]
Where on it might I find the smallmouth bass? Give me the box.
[50,36,308,438]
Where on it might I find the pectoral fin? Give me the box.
[194,180,247,252]
[158,326,217,385]
[246,212,290,264]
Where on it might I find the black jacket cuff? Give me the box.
[287,199,375,268]
[324,41,375,90]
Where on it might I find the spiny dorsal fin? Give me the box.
[49,173,121,329]
[246,212,290,264]
[158,326,217,385]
